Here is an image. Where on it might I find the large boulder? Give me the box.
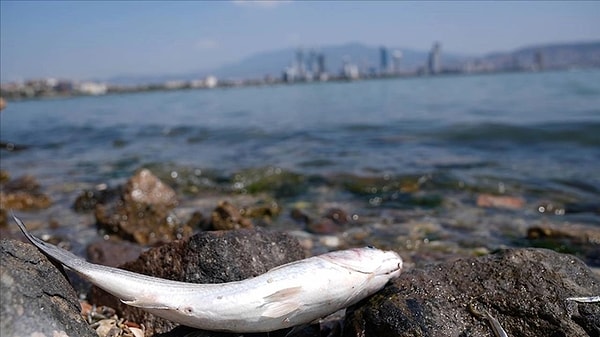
[95,168,191,245]
[90,228,305,336]
[344,248,600,337]
[0,239,97,337]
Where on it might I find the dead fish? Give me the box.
[13,215,402,332]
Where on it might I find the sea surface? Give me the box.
[2,70,599,266]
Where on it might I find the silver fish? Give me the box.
[13,215,402,333]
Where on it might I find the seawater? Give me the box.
[2,70,599,189]
[1,70,599,261]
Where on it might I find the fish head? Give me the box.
[320,246,403,280]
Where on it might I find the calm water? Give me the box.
[2,70,600,263]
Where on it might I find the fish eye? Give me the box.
[366,245,374,249]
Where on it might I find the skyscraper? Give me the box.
[380,46,389,74]
[428,42,441,74]
[317,53,326,75]
[296,48,305,77]
[392,50,403,74]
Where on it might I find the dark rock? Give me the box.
[0,170,9,184]
[210,200,254,230]
[324,208,351,225]
[0,208,7,228]
[290,208,311,226]
[86,238,144,267]
[186,210,211,231]
[307,218,341,235]
[73,185,120,212]
[95,169,191,245]
[90,228,305,336]
[343,248,600,337]
[0,174,52,211]
[240,200,282,226]
[3,174,41,191]
[307,208,353,234]
[526,224,600,267]
[0,239,97,337]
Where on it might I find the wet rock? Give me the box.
[324,208,351,225]
[124,169,178,207]
[90,228,305,336]
[0,174,52,212]
[526,224,600,266]
[210,200,254,230]
[186,210,211,231]
[87,239,145,268]
[307,218,341,235]
[476,193,525,210]
[343,248,600,337]
[240,199,282,226]
[0,170,10,184]
[3,174,41,191]
[290,208,311,226]
[232,167,307,198]
[0,208,6,227]
[95,169,191,245]
[0,239,97,337]
[73,184,120,212]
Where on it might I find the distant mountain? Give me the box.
[208,42,470,79]
[105,42,470,84]
[478,41,600,70]
[104,40,599,85]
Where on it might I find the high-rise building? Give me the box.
[428,42,442,74]
[296,48,305,77]
[380,46,389,74]
[392,50,403,74]
[317,53,326,75]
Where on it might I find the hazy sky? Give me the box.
[1,1,599,82]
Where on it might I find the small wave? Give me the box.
[429,121,600,147]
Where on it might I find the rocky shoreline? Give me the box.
[2,237,599,337]
[1,168,599,337]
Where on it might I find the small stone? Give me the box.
[210,200,254,230]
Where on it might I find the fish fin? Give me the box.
[121,298,172,310]
[261,286,302,318]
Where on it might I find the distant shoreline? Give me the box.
[3,66,597,103]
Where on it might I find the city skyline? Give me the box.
[1,1,599,83]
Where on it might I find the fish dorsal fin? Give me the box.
[261,286,302,318]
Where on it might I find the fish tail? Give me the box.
[12,213,87,271]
